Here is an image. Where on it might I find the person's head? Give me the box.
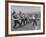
[12,11,16,15]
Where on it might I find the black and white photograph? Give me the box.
[11,6,41,31]
[8,2,44,35]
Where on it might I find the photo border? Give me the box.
[5,0,45,37]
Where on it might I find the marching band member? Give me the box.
[32,14,37,26]
[12,11,21,28]
[19,11,25,25]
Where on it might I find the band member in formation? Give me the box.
[22,13,25,25]
[19,11,25,25]
[32,14,37,26]
[12,11,21,28]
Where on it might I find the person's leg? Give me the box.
[34,20,37,26]
[13,20,16,28]
[25,18,27,24]
[25,18,26,24]
[35,20,37,26]
[17,20,21,27]
[21,19,23,25]
[23,19,26,25]
[33,20,35,26]
[22,19,24,25]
